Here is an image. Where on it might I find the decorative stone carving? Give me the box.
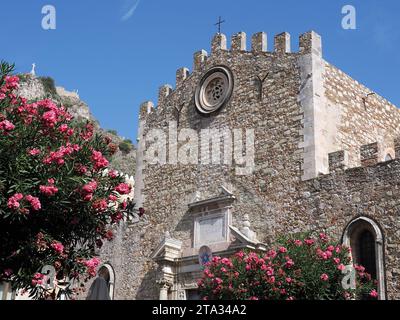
[240,214,257,241]
[195,66,234,114]
[198,246,213,266]
[177,290,186,300]
[156,278,173,300]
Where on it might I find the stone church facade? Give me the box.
[98,30,400,300]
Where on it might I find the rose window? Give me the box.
[195,66,234,114]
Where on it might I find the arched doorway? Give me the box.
[342,216,386,299]
[99,263,115,300]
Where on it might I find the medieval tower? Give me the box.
[98,30,400,300]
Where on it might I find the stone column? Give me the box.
[157,279,172,300]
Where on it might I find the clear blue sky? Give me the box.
[1,0,399,142]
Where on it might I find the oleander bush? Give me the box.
[198,233,378,300]
[0,61,135,299]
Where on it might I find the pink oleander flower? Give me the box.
[84,194,93,202]
[285,259,294,269]
[304,238,315,246]
[108,194,118,202]
[91,150,109,170]
[294,240,302,246]
[0,119,15,132]
[25,195,41,211]
[59,124,68,133]
[7,193,24,210]
[261,264,268,271]
[267,249,277,259]
[108,170,118,178]
[343,291,352,300]
[279,247,287,253]
[114,183,131,195]
[319,233,328,241]
[111,212,123,223]
[120,200,127,210]
[51,241,64,254]
[80,123,94,141]
[42,110,58,127]
[320,273,329,281]
[337,264,346,271]
[354,265,365,272]
[5,75,20,90]
[3,269,13,277]
[28,148,41,156]
[204,269,214,278]
[267,276,275,284]
[333,258,341,265]
[43,144,78,166]
[75,164,88,174]
[92,199,108,212]
[82,180,98,194]
[32,273,44,286]
[266,267,274,276]
[84,257,101,269]
[235,251,245,259]
[316,248,328,260]
[39,180,59,196]
[370,290,378,298]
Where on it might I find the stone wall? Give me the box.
[301,156,400,299]
[323,62,400,167]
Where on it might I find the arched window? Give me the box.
[383,148,395,162]
[342,217,386,299]
[100,263,115,300]
[384,154,393,161]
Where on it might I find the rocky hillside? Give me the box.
[17,74,136,176]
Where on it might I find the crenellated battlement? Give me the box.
[327,140,398,175]
[139,30,322,116]
[176,67,190,88]
[274,32,291,53]
[251,32,267,52]
[209,30,321,56]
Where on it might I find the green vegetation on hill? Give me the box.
[119,139,134,154]
[39,76,57,97]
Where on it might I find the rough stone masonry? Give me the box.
[97,30,400,300]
